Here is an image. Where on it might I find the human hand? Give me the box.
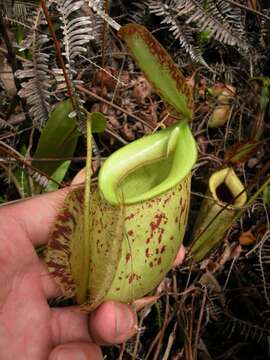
[0,189,185,360]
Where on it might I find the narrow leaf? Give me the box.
[91,112,107,133]
[263,186,270,207]
[118,24,193,120]
[46,161,71,191]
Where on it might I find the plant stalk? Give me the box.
[78,112,93,303]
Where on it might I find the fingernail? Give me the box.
[54,347,87,360]
[114,303,136,341]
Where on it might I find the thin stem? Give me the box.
[192,289,207,359]
[39,0,75,104]
[77,112,93,303]
[76,84,154,130]
[84,113,92,241]
[0,141,63,188]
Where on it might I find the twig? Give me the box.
[132,306,153,360]
[193,288,207,360]
[105,128,128,145]
[162,322,177,360]
[76,84,154,130]
[0,126,35,141]
[0,141,63,188]
[0,162,24,198]
[0,156,91,162]
[187,296,195,360]
[153,295,170,360]
[145,328,162,360]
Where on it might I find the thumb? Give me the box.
[49,342,103,360]
[89,301,137,345]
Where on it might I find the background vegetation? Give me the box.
[0,0,270,359]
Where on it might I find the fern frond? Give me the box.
[149,1,208,67]
[150,0,249,67]
[88,0,121,31]
[0,118,15,131]
[123,0,150,24]
[215,0,245,36]
[57,0,94,68]
[52,0,95,124]
[87,0,105,45]
[16,27,52,129]
[221,315,269,343]
[30,168,49,189]
[256,230,270,308]
[0,0,38,20]
[183,0,248,51]
[205,298,223,322]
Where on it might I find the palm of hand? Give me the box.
[0,216,54,359]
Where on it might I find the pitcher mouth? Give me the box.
[209,168,247,208]
[98,121,197,205]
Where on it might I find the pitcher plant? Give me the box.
[189,167,247,262]
[46,24,197,311]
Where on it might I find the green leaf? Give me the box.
[197,30,212,50]
[13,144,31,197]
[118,24,193,120]
[91,112,107,133]
[260,86,269,110]
[33,100,79,180]
[263,186,270,207]
[46,160,71,192]
[15,25,24,45]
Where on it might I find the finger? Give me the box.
[50,301,137,346]
[89,301,137,345]
[0,188,69,246]
[173,245,186,267]
[51,307,91,345]
[49,342,103,360]
[71,167,85,186]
